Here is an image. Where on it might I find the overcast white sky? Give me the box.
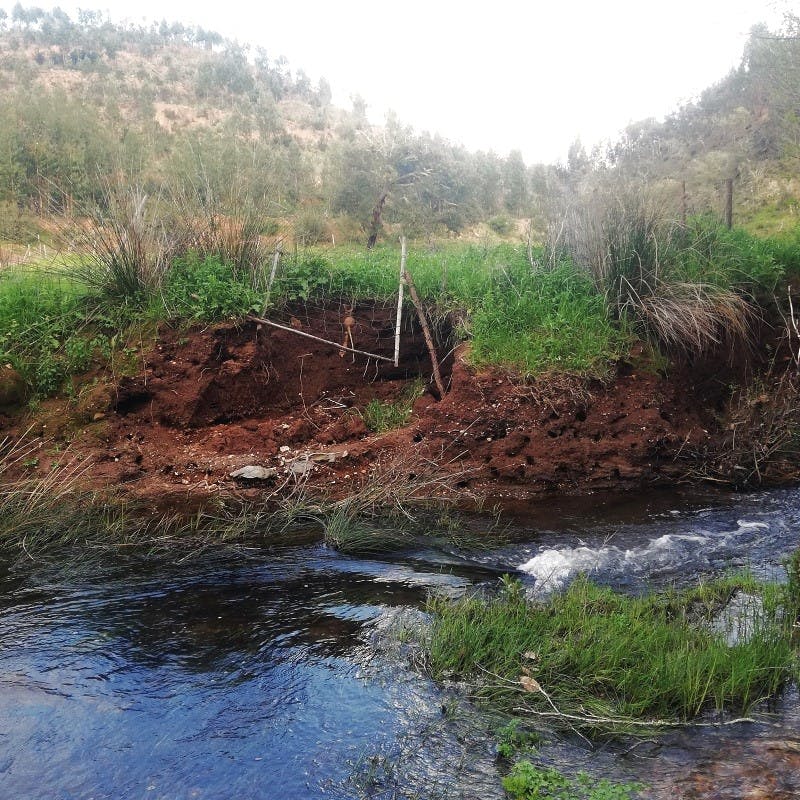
[10,1,792,163]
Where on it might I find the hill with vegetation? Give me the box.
[0,7,797,245]
[567,12,800,236]
[0,5,545,247]
[0,6,799,530]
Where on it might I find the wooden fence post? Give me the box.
[724,178,733,229]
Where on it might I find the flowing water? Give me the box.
[1,486,799,799]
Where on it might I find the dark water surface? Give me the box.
[1,486,799,799]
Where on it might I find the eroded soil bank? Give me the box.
[1,294,738,510]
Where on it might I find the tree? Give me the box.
[502,149,529,215]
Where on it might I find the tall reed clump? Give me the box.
[70,185,185,302]
[552,187,757,357]
[427,573,798,733]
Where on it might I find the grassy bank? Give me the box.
[1,203,800,493]
[3,214,799,401]
[427,572,800,732]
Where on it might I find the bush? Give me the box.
[161,253,261,320]
[0,202,41,244]
[293,209,330,246]
[488,215,515,236]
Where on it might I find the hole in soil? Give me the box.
[114,383,153,415]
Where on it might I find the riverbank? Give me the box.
[2,315,736,511]
[2,225,800,517]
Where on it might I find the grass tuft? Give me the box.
[427,573,799,732]
[69,186,183,302]
[362,380,425,434]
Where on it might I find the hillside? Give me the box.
[0,8,798,248]
[0,6,548,248]
[577,13,800,235]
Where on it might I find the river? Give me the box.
[0,486,798,799]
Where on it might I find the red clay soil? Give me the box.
[6,304,719,510]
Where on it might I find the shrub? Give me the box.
[161,253,261,320]
[184,209,270,290]
[293,209,329,246]
[488,215,515,236]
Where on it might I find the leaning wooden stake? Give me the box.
[724,178,734,229]
[402,264,447,398]
[393,237,406,367]
[680,180,687,226]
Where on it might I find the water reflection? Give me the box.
[0,486,798,799]
[0,541,502,799]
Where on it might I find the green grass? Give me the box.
[427,573,799,730]
[362,380,425,433]
[468,265,629,377]
[0,268,113,396]
[676,217,786,295]
[274,242,530,306]
[159,252,262,320]
[502,761,642,800]
[3,226,800,402]
[278,246,628,377]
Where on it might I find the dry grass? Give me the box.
[182,207,272,290]
[689,371,800,488]
[624,280,757,357]
[0,433,93,548]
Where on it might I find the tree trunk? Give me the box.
[366,192,388,249]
